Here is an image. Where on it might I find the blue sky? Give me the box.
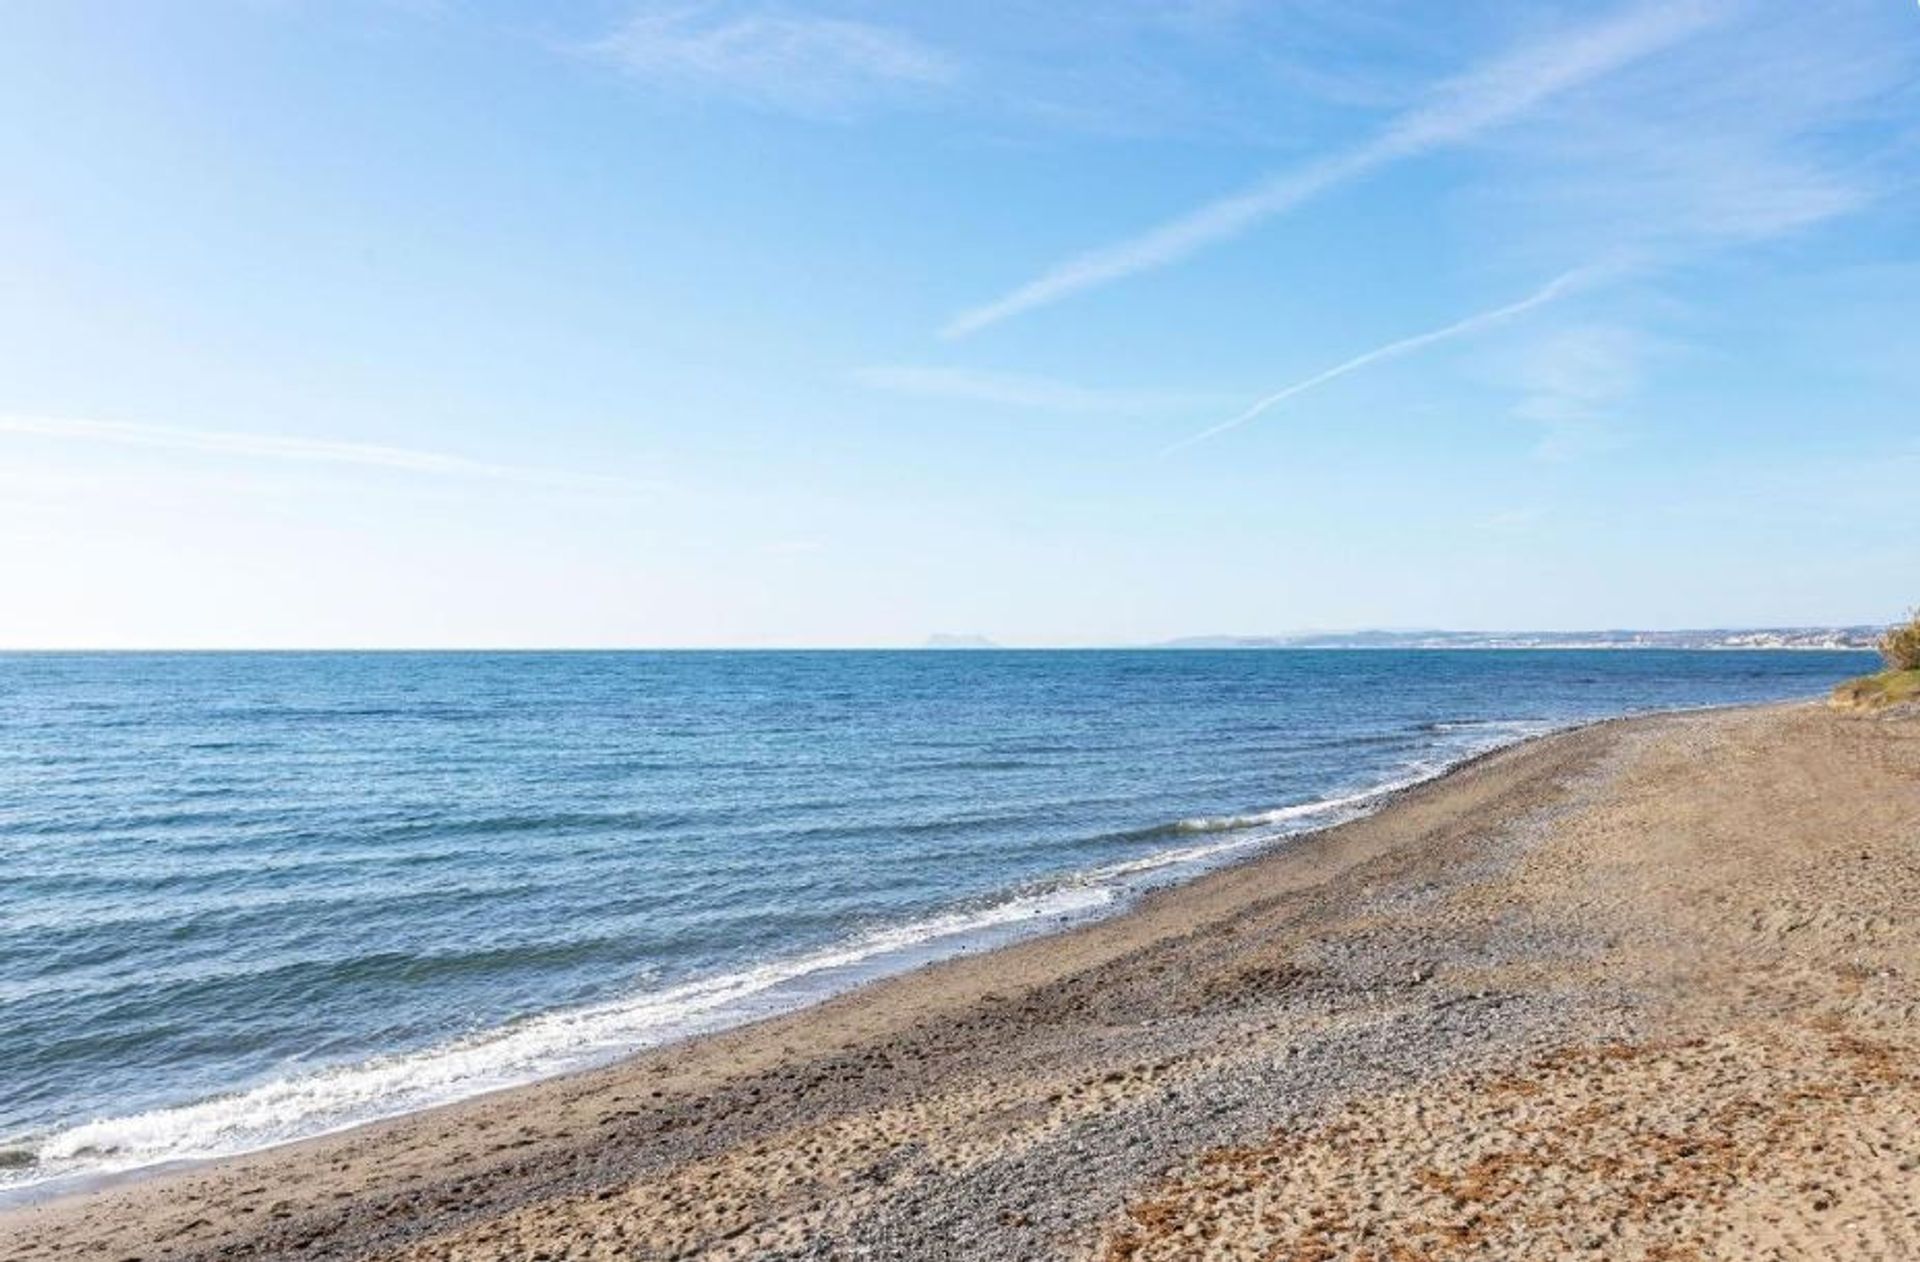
[1,1,1915,647]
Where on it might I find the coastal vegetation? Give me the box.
[1882,609,1920,671]
[1832,609,1920,710]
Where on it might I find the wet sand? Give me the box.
[7,701,1917,1260]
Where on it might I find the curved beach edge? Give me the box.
[11,698,1919,1260]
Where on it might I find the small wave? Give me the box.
[1152,722,1561,842]
[1171,795,1365,835]
[1166,773,1431,837]
[1420,718,1549,734]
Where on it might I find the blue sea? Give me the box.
[0,649,1871,1194]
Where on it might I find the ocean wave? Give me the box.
[1420,718,1550,734]
[1161,760,1468,837]
[2,879,1123,1193]
[1168,789,1383,835]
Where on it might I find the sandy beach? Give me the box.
[7,699,1917,1260]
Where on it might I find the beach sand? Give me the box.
[6,701,1917,1260]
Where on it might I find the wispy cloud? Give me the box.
[1505,325,1649,461]
[944,1,1721,337]
[593,5,956,118]
[1446,4,1911,461]
[0,416,636,491]
[1472,4,1899,264]
[1160,263,1611,455]
[853,365,1222,414]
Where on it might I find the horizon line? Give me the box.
[0,631,1883,654]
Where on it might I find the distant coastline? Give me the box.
[911,627,1882,652]
[1150,627,1881,652]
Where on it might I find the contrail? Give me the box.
[1159,265,1608,456]
[944,0,1720,338]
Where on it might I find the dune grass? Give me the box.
[1833,611,1920,710]
[1831,669,1920,711]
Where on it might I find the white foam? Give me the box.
[10,880,1119,1191]
[1169,782,1402,835]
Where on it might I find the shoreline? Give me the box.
[8,698,1917,1259]
[0,712,1565,1206]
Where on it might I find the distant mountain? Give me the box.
[1154,628,1882,651]
[923,633,1000,649]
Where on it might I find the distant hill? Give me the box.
[1155,628,1882,651]
[923,633,1000,650]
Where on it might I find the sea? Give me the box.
[0,648,1873,1196]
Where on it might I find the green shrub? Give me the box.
[1881,609,1920,672]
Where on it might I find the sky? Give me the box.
[1,0,1916,648]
